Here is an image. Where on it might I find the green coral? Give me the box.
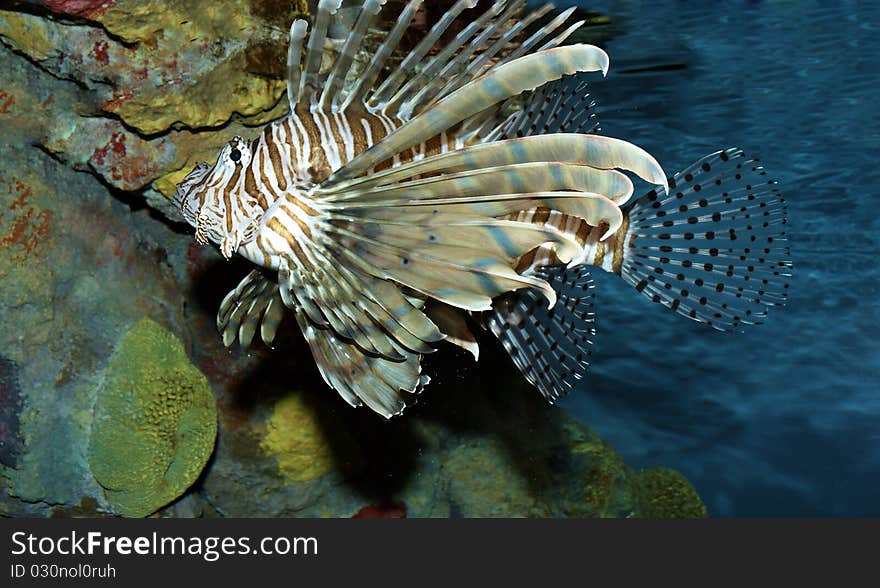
[635,468,708,518]
[88,319,217,517]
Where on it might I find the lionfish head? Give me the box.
[174,136,263,259]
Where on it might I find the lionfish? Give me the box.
[175,0,791,418]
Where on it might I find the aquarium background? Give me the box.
[558,0,880,516]
[0,0,876,518]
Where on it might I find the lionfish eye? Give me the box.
[230,149,242,163]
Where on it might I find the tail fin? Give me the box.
[620,148,791,331]
[487,264,596,402]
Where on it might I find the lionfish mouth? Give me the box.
[173,162,211,222]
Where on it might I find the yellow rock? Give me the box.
[445,439,541,517]
[0,11,52,61]
[95,0,300,135]
[99,0,306,44]
[260,394,357,484]
[114,56,287,136]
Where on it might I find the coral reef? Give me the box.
[198,367,704,518]
[88,319,217,517]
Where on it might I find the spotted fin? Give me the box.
[487,264,596,402]
[294,310,428,419]
[217,270,286,348]
[502,73,600,139]
[620,148,792,331]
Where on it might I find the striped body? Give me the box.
[273,108,462,183]
[178,107,461,266]
[234,108,461,270]
[506,208,629,276]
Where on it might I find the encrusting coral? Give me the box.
[88,318,217,517]
[635,468,708,518]
[260,393,363,484]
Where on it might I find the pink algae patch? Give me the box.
[0,179,52,262]
[89,131,162,191]
[42,0,115,18]
[101,88,133,113]
[352,503,407,519]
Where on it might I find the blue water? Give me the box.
[552,0,880,516]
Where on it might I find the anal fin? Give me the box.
[487,264,596,402]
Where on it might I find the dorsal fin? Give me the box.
[287,0,589,117]
[502,72,601,139]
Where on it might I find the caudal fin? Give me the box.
[620,148,791,331]
[487,264,596,402]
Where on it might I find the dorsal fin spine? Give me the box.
[342,0,424,111]
[319,0,384,111]
[299,0,343,106]
[369,0,479,108]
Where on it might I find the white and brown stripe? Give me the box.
[505,206,629,276]
[234,108,458,268]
